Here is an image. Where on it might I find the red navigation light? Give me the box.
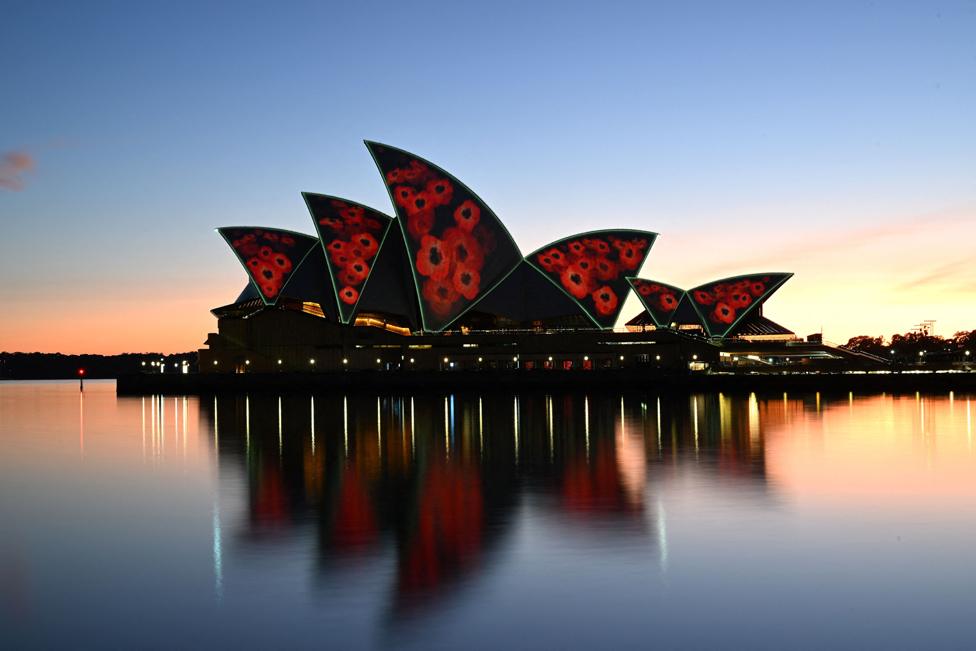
[78,368,85,376]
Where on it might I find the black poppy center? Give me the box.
[570,273,582,285]
[600,292,610,301]
[429,246,442,266]
[415,198,426,209]
[461,208,471,218]
[456,244,468,263]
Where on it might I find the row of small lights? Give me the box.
[220,352,694,367]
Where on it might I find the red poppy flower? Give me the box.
[330,251,351,267]
[416,235,452,281]
[327,239,347,256]
[611,237,626,250]
[406,211,434,241]
[385,168,404,185]
[617,243,641,270]
[248,258,283,296]
[712,283,730,297]
[443,227,484,271]
[340,206,365,227]
[584,238,610,255]
[364,218,382,232]
[728,291,752,309]
[422,277,459,318]
[270,252,293,273]
[452,265,480,300]
[338,269,360,286]
[594,258,618,281]
[567,240,586,257]
[636,281,658,296]
[560,264,591,299]
[453,200,480,231]
[349,232,379,259]
[630,237,648,250]
[426,178,454,207]
[749,281,766,297]
[393,185,416,208]
[241,233,256,243]
[330,199,348,209]
[339,286,359,305]
[658,292,678,312]
[262,231,280,242]
[712,302,735,324]
[406,191,433,218]
[343,258,370,285]
[537,252,561,272]
[592,285,619,317]
[542,247,568,271]
[693,290,714,305]
[258,245,273,260]
[402,160,431,184]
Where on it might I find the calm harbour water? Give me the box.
[1,380,975,649]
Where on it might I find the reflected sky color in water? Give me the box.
[1,381,975,649]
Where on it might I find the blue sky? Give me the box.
[1,0,974,352]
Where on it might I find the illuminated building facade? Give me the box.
[200,141,812,373]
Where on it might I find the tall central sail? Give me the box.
[365,141,522,332]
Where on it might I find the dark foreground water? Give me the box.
[1,381,975,649]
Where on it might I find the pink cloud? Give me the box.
[0,150,35,191]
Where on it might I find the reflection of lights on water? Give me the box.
[620,397,626,439]
[478,397,484,455]
[444,397,450,458]
[584,396,590,460]
[183,396,188,458]
[212,503,223,603]
[310,396,315,455]
[749,392,759,444]
[343,396,349,458]
[967,399,972,450]
[214,396,219,451]
[79,391,85,456]
[815,392,821,413]
[378,397,382,455]
[245,395,250,455]
[656,397,662,452]
[278,396,283,455]
[692,395,699,452]
[410,397,415,454]
[657,497,668,573]
[142,397,146,460]
[513,396,520,465]
[547,395,554,463]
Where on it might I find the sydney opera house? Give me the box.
[200,141,832,374]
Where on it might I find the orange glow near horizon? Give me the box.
[1,206,973,354]
[764,393,976,504]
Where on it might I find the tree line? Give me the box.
[844,329,976,361]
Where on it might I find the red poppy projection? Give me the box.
[688,272,793,337]
[366,141,522,331]
[304,193,394,323]
[627,278,685,328]
[527,230,656,328]
[219,227,319,304]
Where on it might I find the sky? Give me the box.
[1,0,974,354]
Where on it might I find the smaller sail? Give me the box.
[218,227,319,304]
[526,230,657,328]
[304,193,394,323]
[627,278,685,328]
[687,272,793,337]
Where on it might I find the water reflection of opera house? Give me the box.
[198,392,789,614]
